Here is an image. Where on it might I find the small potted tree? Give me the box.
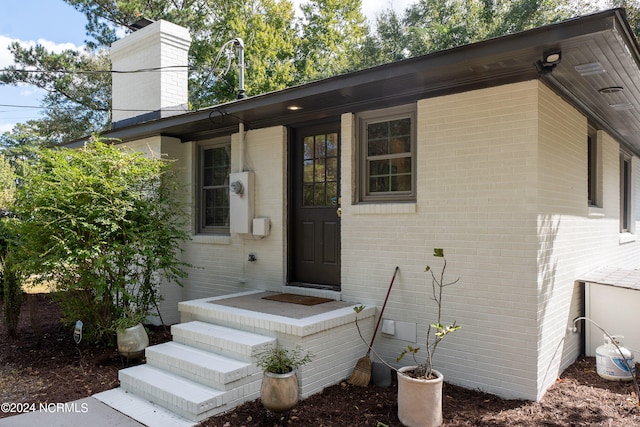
[256,344,314,413]
[395,248,460,427]
[353,248,460,427]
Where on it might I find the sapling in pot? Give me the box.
[397,248,460,379]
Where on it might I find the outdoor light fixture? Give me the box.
[542,50,562,67]
[287,105,302,111]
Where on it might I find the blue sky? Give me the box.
[0,0,413,134]
[0,0,87,133]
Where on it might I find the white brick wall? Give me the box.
[179,126,287,301]
[125,79,640,401]
[111,20,191,123]
[340,80,640,400]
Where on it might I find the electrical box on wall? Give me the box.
[229,171,255,234]
[252,217,271,237]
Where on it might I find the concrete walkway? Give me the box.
[0,397,144,427]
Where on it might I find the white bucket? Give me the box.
[595,335,636,381]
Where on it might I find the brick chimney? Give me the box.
[110,20,191,128]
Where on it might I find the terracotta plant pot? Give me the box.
[116,323,149,359]
[397,366,444,427]
[260,369,299,413]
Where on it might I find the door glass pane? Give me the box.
[315,135,326,157]
[326,133,338,157]
[301,132,339,207]
[314,158,326,181]
[303,160,314,183]
[304,136,314,160]
[314,183,326,206]
[326,182,337,205]
[303,184,314,206]
[326,158,337,180]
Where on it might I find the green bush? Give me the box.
[11,138,190,344]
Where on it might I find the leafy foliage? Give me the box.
[256,344,314,374]
[0,155,19,336]
[2,250,22,338]
[10,138,190,343]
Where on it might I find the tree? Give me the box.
[367,0,599,60]
[296,0,369,81]
[0,44,111,146]
[0,154,19,337]
[11,138,190,343]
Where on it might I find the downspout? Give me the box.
[238,121,245,172]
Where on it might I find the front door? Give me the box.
[290,123,341,288]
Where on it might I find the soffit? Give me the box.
[88,9,640,154]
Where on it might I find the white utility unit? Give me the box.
[583,267,640,360]
[229,171,255,234]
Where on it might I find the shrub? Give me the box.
[11,138,190,344]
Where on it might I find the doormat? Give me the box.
[262,293,334,306]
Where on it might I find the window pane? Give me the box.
[390,136,411,154]
[390,118,410,136]
[392,175,412,191]
[368,139,388,156]
[200,144,230,232]
[370,176,389,192]
[370,159,389,176]
[360,107,415,201]
[391,157,411,174]
[368,122,388,140]
[204,188,229,227]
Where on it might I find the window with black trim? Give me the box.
[358,105,416,202]
[198,139,230,234]
[620,151,633,233]
[588,125,601,207]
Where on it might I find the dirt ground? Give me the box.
[2,294,640,426]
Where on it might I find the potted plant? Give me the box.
[256,344,314,413]
[353,248,460,427]
[395,248,460,427]
[114,310,149,361]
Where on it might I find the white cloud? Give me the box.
[0,123,15,134]
[0,34,83,68]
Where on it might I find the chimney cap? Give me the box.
[131,18,155,31]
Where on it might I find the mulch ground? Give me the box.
[2,293,640,426]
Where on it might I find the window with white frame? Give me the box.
[358,105,416,202]
[620,151,633,233]
[198,139,231,234]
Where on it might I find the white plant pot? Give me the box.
[397,366,444,427]
[117,323,149,359]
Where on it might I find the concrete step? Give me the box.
[145,341,259,390]
[93,388,196,427]
[171,321,276,362]
[118,364,226,422]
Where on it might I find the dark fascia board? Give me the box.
[64,8,631,147]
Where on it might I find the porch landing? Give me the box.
[97,290,375,425]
